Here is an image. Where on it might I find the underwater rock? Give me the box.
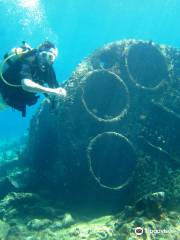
[27,218,52,231]
[50,213,74,230]
[21,39,180,213]
[0,137,26,163]
[5,224,29,240]
[135,192,166,219]
[0,198,179,240]
[0,192,39,207]
[0,219,10,238]
[0,138,29,198]
[0,192,41,222]
[0,191,67,231]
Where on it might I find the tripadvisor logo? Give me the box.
[134,227,144,236]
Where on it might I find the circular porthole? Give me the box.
[81,70,129,122]
[87,132,137,190]
[125,42,168,90]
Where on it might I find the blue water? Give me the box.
[0,0,180,139]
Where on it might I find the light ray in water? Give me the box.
[17,0,39,9]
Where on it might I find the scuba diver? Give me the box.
[0,40,67,117]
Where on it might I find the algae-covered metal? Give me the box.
[22,39,180,210]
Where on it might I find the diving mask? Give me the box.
[38,47,58,70]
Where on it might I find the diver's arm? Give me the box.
[21,79,66,97]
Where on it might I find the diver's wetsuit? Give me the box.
[0,50,59,117]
